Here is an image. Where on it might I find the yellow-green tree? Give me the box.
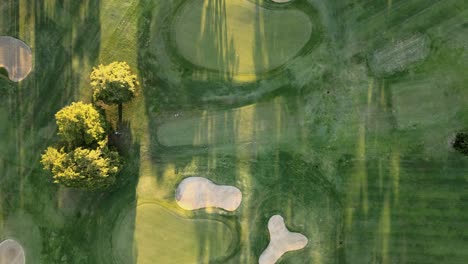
[41,145,121,190]
[42,101,122,190]
[90,61,139,123]
[55,101,106,149]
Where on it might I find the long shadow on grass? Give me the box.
[135,0,344,262]
[92,121,140,264]
[339,72,467,263]
[0,0,103,262]
[134,1,289,263]
[136,2,244,262]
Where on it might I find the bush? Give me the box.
[42,101,122,190]
[453,132,468,155]
[41,144,121,190]
[90,61,139,105]
[55,102,106,149]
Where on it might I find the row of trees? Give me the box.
[41,62,138,190]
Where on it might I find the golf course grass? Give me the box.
[113,202,235,264]
[173,0,313,81]
[0,0,467,263]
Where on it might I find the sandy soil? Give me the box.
[175,177,242,211]
[0,36,32,82]
[0,239,25,264]
[259,215,308,264]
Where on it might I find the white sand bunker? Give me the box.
[0,36,33,82]
[272,0,292,3]
[259,215,308,264]
[0,239,25,264]
[175,177,242,211]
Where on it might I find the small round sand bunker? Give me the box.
[0,36,33,82]
[175,177,242,211]
[259,215,308,264]
[0,239,25,264]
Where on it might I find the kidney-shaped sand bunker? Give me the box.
[0,36,32,82]
[176,177,242,211]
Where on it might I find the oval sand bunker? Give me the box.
[0,239,25,264]
[0,36,32,82]
[176,177,242,211]
[259,215,308,264]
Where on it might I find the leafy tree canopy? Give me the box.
[90,61,139,105]
[41,144,121,190]
[453,132,468,155]
[55,101,106,149]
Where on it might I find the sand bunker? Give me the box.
[259,215,308,264]
[272,0,292,3]
[0,239,25,264]
[0,36,33,82]
[175,177,242,211]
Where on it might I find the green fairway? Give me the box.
[0,0,468,263]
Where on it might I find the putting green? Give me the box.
[157,99,300,148]
[113,202,235,264]
[172,0,314,81]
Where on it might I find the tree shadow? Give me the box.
[109,121,135,156]
[134,0,468,263]
[135,0,342,263]
[91,121,140,264]
[194,0,239,82]
[0,67,9,80]
[0,0,106,262]
[134,1,284,262]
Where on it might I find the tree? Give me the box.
[41,144,121,190]
[55,101,106,149]
[453,132,468,155]
[90,61,139,123]
[41,101,122,190]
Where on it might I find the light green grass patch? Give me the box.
[113,202,235,264]
[173,0,312,79]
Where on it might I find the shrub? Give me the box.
[453,132,468,155]
[55,102,106,149]
[90,61,139,105]
[41,144,121,190]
